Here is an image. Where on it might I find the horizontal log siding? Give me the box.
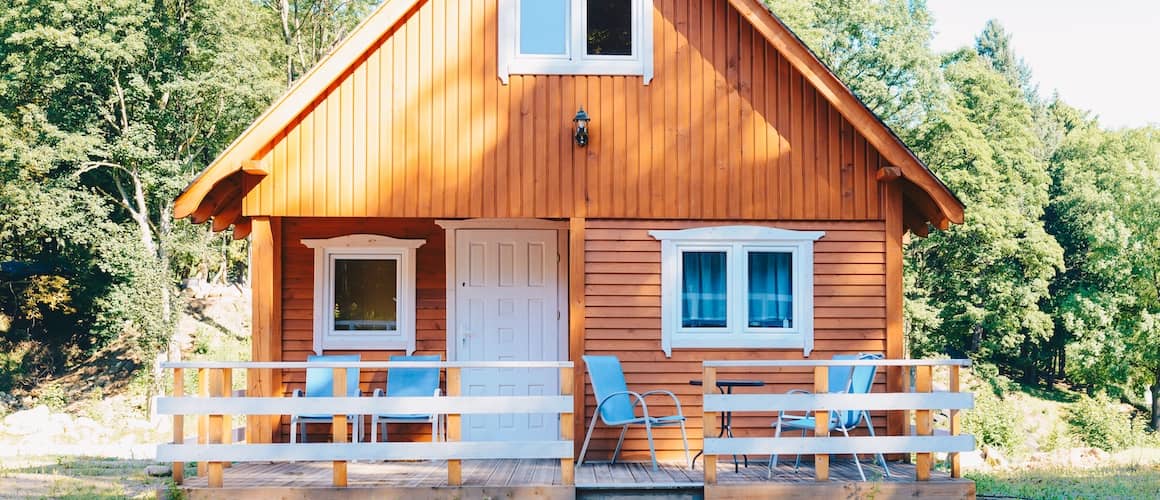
[582,220,887,462]
[279,218,448,442]
[243,0,885,221]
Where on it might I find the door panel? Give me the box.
[455,229,560,442]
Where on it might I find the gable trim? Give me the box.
[726,0,964,225]
[173,0,425,219]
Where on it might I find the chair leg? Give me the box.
[679,420,692,470]
[864,411,891,477]
[290,417,298,444]
[794,428,805,471]
[612,425,629,465]
[841,427,866,481]
[577,412,602,468]
[768,417,783,479]
[644,420,659,471]
[370,417,378,443]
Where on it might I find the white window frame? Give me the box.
[301,234,426,354]
[498,0,654,84]
[649,226,825,357]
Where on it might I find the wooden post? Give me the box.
[560,366,575,486]
[915,365,933,481]
[249,217,282,444]
[447,367,462,486]
[949,365,962,478]
[884,182,907,449]
[568,217,586,457]
[172,367,184,484]
[332,367,348,487]
[221,368,233,470]
[197,368,208,477]
[703,366,718,485]
[207,369,225,488]
[814,366,829,481]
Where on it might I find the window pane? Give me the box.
[587,0,633,55]
[681,252,727,328]
[748,252,793,328]
[520,0,568,55]
[333,259,398,331]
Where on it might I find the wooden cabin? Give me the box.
[173,0,965,483]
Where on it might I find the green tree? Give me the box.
[0,0,282,383]
[766,0,944,130]
[263,0,380,85]
[905,50,1063,376]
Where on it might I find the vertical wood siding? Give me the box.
[243,0,885,221]
[279,218,448,442]
[582,219,887,461]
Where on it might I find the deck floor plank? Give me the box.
[177,458,956,492]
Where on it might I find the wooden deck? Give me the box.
[177,459,974,499]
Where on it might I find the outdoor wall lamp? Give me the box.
[573,107,590,147]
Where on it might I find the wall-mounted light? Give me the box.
[573,107,591,147]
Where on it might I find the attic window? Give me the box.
[499,0,654,84]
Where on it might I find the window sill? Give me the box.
[501,59,651,84]
[667,334,812,357]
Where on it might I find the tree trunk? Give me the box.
[970,324,983,353]
[1151,373,1160,431]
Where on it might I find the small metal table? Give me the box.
[689,378,765,472]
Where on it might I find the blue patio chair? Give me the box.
[577,355,692,471]
[768,353,891,481]
[370,354,442,443]
[290,354,362,444]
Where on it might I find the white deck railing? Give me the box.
[699,359,974,484]
[157,361,575,488]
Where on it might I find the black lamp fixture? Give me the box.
[573,106,591,147]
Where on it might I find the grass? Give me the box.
[0,456,167,499]
[969,462,1160,499]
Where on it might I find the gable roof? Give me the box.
[175,0,963,234]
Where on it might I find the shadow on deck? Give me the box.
[176,459,974,499]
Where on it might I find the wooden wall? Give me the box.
[278,218,447,441]
[242,0,886,221]
[582,219,887,461]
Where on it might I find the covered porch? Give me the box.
[174,459,971,499]
[158,358,976,499]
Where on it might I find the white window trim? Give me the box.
[301,234,426,354]
[649,226,825,357]
[498,0,654,84]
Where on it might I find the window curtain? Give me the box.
[681,252,727,327]
[748,252,793,328]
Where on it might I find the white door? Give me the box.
[455,229,560,442]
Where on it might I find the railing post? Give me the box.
[560,366,575,486]
[172,367,184,484]
[447,367,462,486]
[197,368,208,478]
[207,368,226,488]
[222,368,233,469]
[813,366,829,481]
[915,364,933,481]
[949,364,962,478]
[332,367,348,487]
[703,365,717,485]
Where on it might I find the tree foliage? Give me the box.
[0,0,286,384]
[770,1,1160,426]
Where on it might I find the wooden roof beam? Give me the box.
[903,202,930,238]
[190,177,241,224]
[902,182,950,230]
[232,218,252,240]
[211,203,243,232]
